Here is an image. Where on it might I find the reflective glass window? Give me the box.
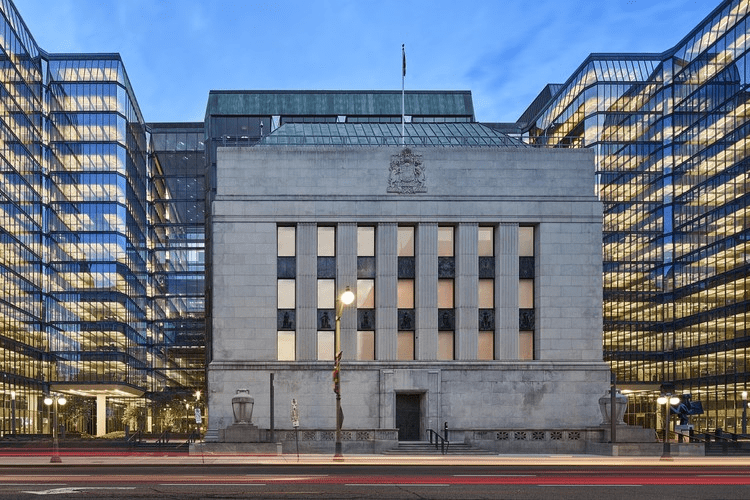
[398,227,414,256]
[358,227,375,256]
[478,331,494,360]
[278,227,295,256]
[398,331,415,360]
[357,331,375,360]
[438,227,454,256]
[318,226,335,256]
[278,332,296,361]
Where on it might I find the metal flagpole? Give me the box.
[401,44,405,146]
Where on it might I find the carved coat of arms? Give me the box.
[388,148,426,194]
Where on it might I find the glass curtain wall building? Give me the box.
[148,123,206,418]
[0,0,199,436]
[520,0,750,433]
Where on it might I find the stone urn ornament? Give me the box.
[232,389,254,424]
[599,389,628,425]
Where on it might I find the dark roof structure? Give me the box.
[259,122,526,147]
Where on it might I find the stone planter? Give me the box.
[599,389,628,425]
[232,389,254,424]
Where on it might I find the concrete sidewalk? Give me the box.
[0,451,749,467]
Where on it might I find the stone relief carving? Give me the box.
[388,148,426,194]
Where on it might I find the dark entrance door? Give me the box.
[395,393,421,441]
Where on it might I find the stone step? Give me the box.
[382,441,494,455]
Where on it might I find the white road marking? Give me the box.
[25,487,136,495]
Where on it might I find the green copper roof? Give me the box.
[259,122,526,147]
[206,90,474,118]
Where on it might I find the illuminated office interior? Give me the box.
[521,0,750,433]
[0,1,202,436]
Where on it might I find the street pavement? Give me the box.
[1,450,749,468]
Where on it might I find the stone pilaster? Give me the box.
[416,223,438,360]
[296,223,317,360]
[455,223,478,360]
[337,223,358,359]
[376,223,398,360]
[496,223,519,359]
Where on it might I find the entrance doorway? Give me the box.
[395,393,421,441]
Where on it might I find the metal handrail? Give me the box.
[155,430,170,445]
[427,429,449,454]
[176,430,200,448]
[126,429,142,444]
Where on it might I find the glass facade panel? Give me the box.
[357,226,375,256]
[317,331,334,360]
[278,227,296,256]
[278,280,296,309]
[397,226,414,256]
[438,227,454,256]
[478,331,494,360]
[278,332,296,361]
[438,279,454,308]
[356,279,375,309]
[438,331,454,360]
[397,279,414,309]
[318,226,335,256]
[523,0,750,433]
[397,331,415,360]
[519,331,534,361]
[519,227,534,257]
[357,331,375,360]
[519,279,534,309]
[478,279,494,309]
[478,227,494,256]
[317,279,335,309]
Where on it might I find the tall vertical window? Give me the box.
[437,226,455,360]
[318,226,335,257]
[317,226,335,360]
[277,226,296,361]
[519,226,534,360]
[357,226,376,360]
[478,226,495,360]
[397,226,415,360]
[278,226,295,257]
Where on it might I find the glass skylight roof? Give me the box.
[259,122,527,147]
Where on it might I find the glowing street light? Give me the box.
[10,391,15,435]
[44,394,67,463]
[333,286,355,459]
[657,394,680,459]
[742,391,748,435]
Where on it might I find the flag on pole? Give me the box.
[402,44,406,77]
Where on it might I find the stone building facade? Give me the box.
[206,144,610,453]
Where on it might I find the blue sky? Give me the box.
[20,0,717,123]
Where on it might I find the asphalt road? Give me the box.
[0,464,748,499]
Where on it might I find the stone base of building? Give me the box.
[193,426,681,455]
[191,442,283,455]
[586,442,705,456]
[219,423,262,443]
[598,424,656,444]
[192,429,398,455]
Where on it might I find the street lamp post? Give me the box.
[333,286,355,459]
[10,391,15,435]
[44,394,66,463]
[185,402,190,434]
[195,390,201,435]
[742,391,747,435]
[657,393,680,460]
